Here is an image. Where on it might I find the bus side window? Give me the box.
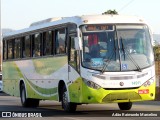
[69,36,78,70]
[3,41,7,60]
[32,33,41,57]
[55,28,66,54]
[43,31,53,56]
[21,37,25,58]
[14,38,21,59]
[24,36,31,58]
[7,40,14,59]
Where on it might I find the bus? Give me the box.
[2,15,155,112]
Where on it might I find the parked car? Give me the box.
[0,73,3,92]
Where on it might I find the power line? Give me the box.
[118,0,135,12]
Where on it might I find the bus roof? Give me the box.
[3,14,146,39]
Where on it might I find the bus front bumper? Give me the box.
[80,81,155,103]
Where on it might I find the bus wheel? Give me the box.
[118,102,132,110]
[62,86,77,112]
[20,83,39,107]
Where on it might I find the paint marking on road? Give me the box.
[63,117,85,120]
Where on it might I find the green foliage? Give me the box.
[102,9,118,15]
[153,46,160,61]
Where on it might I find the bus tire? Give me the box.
[61,86,77,112]
[20,83,39,107]
[118,102,132,110]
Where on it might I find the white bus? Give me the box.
[2,15,155,112]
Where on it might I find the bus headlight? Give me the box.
[142,78,154,87]
[83,79,101,89]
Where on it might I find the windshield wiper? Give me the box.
[120,37,142,72]
[101,48,116,73]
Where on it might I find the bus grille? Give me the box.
[102,92,141,102]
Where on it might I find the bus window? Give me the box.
[69,36,76,68]
[14,38,21,59]
[3,41,7,60]
[24,36,31,58]
[21,37,25,58]
[43,31,53,56]
[69,34,79,71]
[33,33,41,57]
[55,28,66,54]
[7,40,14,59]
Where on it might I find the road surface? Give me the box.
[0,92,160,120]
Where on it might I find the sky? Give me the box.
[1,0,160,34]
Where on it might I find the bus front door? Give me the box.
[68,35,81,102]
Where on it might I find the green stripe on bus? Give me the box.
[27,79,58,95]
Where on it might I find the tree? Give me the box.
[153,46,160,61]
[102,9,118,15]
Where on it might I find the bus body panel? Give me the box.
[3,56,68,100]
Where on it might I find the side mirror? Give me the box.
[74,37,82,50]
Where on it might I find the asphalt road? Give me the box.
[0,92,160,120]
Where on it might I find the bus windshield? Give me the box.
[81,24,154,72]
